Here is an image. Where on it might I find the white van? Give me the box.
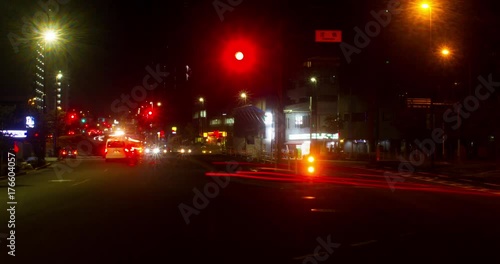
[104,138,129,161]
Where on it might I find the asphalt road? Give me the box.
[1,154,499,263]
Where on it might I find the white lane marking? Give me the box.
[293,253,317,260]
[310,208,336,213]
[71,179,90,186]
[400,232,416,237]
[350,240,377,247]
[49,179,73,183]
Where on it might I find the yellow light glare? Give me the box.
[441,48,450,56]
[43,30,58,43]
[307,166,315,174]
[421,3,430,9]
[307,156,315,163]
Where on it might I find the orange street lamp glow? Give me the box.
[441,48,450,56]
[421,3,430,9]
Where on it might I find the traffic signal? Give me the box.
[235,51,244,61]
[306,155,315,175]
[13,142,19,153]
[221,38,257,74]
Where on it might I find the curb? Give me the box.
[0,162,53,180]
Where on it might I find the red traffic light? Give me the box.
[235,51,244,61]
[148,111,153,115]
[221,38,257,74]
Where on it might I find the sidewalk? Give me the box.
[423,161,500,184]
[360,159,500,184]
[0,157,58,178]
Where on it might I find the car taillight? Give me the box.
[73,151,77,154]
[62,151,67,155]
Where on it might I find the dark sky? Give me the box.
[1,0,500,125]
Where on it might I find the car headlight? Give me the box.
[145,148,150,153]
[188,149,191,153]
[153,148,160,154]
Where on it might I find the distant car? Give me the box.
[105,139,132,161]
[59,147,77,160]
[104,137,143,163]
[178,146,192,154]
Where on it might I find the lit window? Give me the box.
[295,115,303,125]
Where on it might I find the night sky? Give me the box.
[1,0,500,125]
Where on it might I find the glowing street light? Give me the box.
[441,48,450,56]
[43,29,58,43]
[240,92,247,104]
[419,2,432,48]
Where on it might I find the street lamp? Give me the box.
[420,2,432,48]
[240,92,247,104]
[440,47,450,57]
[42,29,59,114]
[40,28,59,159]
